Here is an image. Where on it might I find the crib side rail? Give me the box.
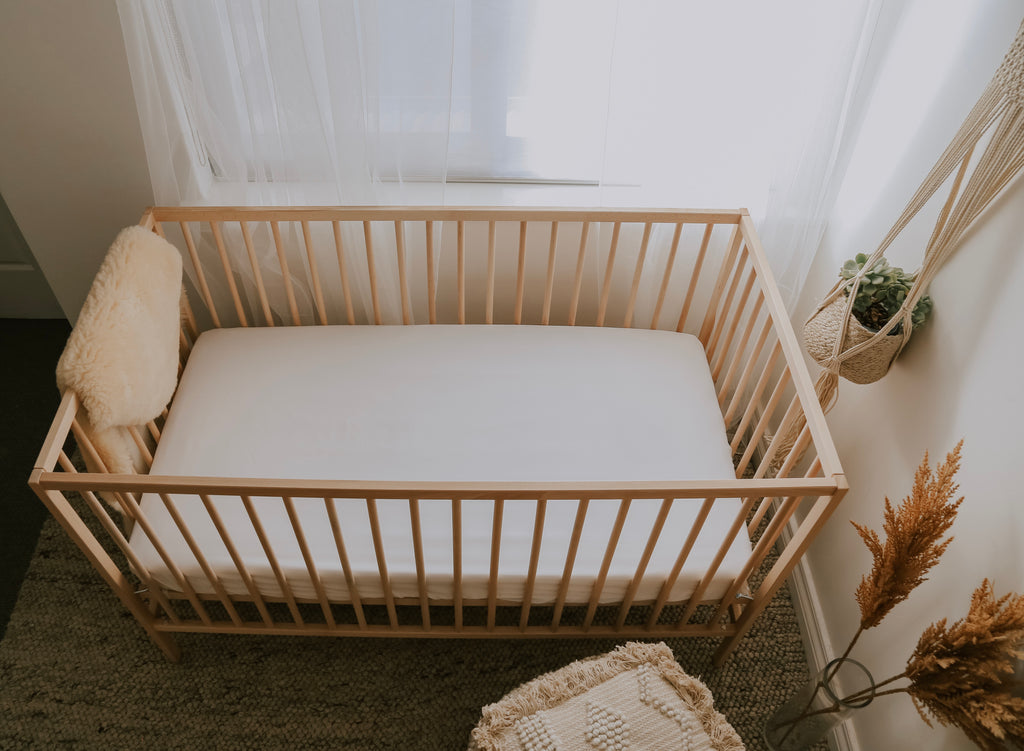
[32,391,843,663]
[736,214,840,478]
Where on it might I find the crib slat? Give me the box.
[485,221,496,325]
[457,220,466,324]
[301,221,328,326]
[157,492,243,626]
[547,498,587,628]
[567,222,590,326]
[180,293,199,341]
[70,418,143,513]
[751,398,803,481]
[240,494,304,625]
[615,498,672,629]
[623,222,653,328]
[646,497,715,628]
[676,223,714,333]
[282,496,335,626]
[729,340,782,450]
[514,222,527,324]
[763,423,812,482]
[210,221,248,327]
[749,457,821,535]
[541,223,559,325]
[583,498,631,629]
[409,498,431,629]
[487,499,504,631]
[363,222,382,325]
[366,498,397,626]
[713,492,804,629]
[452,498,463,631]
[676,495,757,627]
[179,221,221,328]
[126,425,153,469]
[724,330,777,427]
[698,226,743,345]
[736,371,792,477]
[270,221,302,326]
[595,222,622,327]
[332,221,356,325]
[711,266,757,380]
[706,250,749,362]
[717,293,765,405]
[518,499,547,630]
[426,221,438,325]
[239,221,274,326]
[146,419,161,444]
[199,494,274,627]
[395,220,412,325]
[58,451,180,624]
[650,222,683,330]
[324,497,366,629]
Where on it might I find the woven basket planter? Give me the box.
[803,298,903,385]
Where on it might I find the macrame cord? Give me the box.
[776,19,1024,462]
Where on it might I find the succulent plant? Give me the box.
[840,254,932,333]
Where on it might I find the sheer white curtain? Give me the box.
[119,0,882,320]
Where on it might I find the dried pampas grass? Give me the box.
[770,441,1024,748]
[853,440,964,630]
[907,579,1024,750]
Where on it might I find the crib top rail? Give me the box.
[32,466,841,500]
[146,206,747,225]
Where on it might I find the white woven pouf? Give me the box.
[468,642,745,751]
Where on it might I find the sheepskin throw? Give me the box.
[468,642,745,751]
[56,225,183,474]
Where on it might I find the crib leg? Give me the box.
[29,476,182,663]
[711,479,849,667]
[147,628,182,663]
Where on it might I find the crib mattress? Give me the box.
[129,325,751,607]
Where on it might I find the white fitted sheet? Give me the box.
[129,325,751,606]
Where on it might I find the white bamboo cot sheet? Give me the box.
[129,324,751,605]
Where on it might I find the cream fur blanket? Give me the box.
[56,225,183,476]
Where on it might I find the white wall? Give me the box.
[0,0,153,322]
[794,2,1024,748]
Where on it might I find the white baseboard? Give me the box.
[784,530,860,751]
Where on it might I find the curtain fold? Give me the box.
[119,0,883,320]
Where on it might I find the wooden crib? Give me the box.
[30,206,845,665]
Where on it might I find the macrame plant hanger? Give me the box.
[790,19,1024,438]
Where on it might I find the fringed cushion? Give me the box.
[468,642,745,751]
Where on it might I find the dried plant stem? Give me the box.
[776,626,867,745]
[773,673,911,736]
[834,625,865,666]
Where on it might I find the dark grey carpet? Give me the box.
[0,319,823,750]
[0,513,823,750]
[0,318,71,639]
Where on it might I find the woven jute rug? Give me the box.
[0,515,826,750]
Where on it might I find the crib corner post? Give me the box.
[711,474,849,667]
[27,470,181,663]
